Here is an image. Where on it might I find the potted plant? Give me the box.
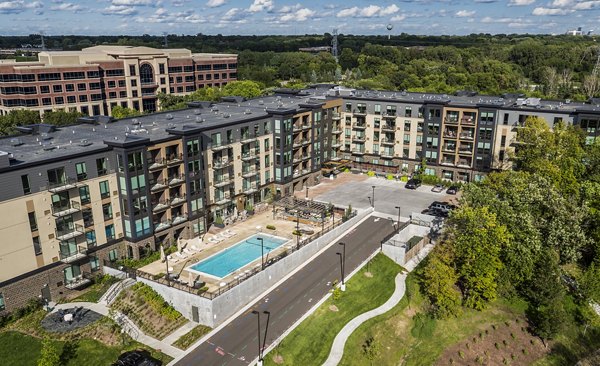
[214,215,225,228]
[245,202,254,215]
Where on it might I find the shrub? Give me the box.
[400,175,409,182]
[510,332,516,339]
[197,286,209,294]
[245,202,254,212]
[332,287,342,301]
[458,350,465,359]
[131,283,182,321]
[495,342,500,349]
[386,174,394,180]
[214,216,224,225]
[367,171,375,177]
[153,273,166,280]
[292,230,302,236]
[0,298,42,329]
[266,224,276,230]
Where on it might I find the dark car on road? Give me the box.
[405,178,422,189]
[113,350,161,366]
[446,185,460,195]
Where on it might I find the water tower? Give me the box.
[386,24,393,40]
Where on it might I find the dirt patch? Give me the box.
[272,354,284,364]
[329,305,339,312]
[364,272,373,278]
[435,318,548,366]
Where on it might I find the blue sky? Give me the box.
[1,0,599,36]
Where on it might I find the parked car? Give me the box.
[446,185,460,195]
[405,178,422,189]
[431,184,444,193]
[429,201,456,213]
[113,350,161,366]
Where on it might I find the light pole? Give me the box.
[262,310,270,362]
[305,186,309,199]
[257,237,264,270]
[372,185,376,208]
[252,310,262,366]
[395,205,401,229]
[338,242,346,291]
[296,211,300,250]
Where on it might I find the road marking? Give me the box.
[308,298,313,303]
[215,347,225,356]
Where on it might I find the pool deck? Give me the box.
[139,208,337,292]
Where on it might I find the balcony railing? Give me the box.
[60,245,88,264]
[150,179,168,192]
[381,125,396,132]
[154,219,172,232]
[443,131,458,139]
[152,200,169,213]
[442,145,456,152]
[444,117,459,124]
[302,123,312,130]
[381,138,395,145]
[214,176,232,187]
[213,159,233,169]
[214,193,231,205]
[381,152,395,158]
[170,194,186,206]
[240,136,257,144]
[352,149,365,155]
[148,157,166,171]
[52,200,81,217]
[242,168,258,178]
[459,133,474,140]
[172,215,187,226]
[332,112,341,120]
[353,123,366,129]
[352,136,366,142]
[168,175,185,186]
[383,112,397,119]
[56,224,84,241]
[65,272,93,289]
[458,160,472,168]
[243,184,258,194]
[47,177,78,193]
[211,143,229,151]
[166,153,183,165]
[331,141,342,148]
[331,128,342,134]
[461,116,476,125]
[293,125,302,132]
[241,152,257,161]
[353,109,367,116]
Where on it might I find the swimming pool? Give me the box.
[188,233,289,278]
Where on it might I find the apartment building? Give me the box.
[0,90,341,314]
[0,45,237,117]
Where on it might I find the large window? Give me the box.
[75,162,87,181]
[47,167,67,186]
[140,64,154,84]
[21,174,30,195]
[28,212,37,231]
[102,203,113,221]
[96,158,107,176]
[99,181,110,199]
[105,224,115,240]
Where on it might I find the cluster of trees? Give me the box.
[0,109,84,136]
[156,80,263,111]
[423,117,600,344]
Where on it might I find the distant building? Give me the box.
[565,27,592,36]
[299,46,332,53]
[0,45,237,117]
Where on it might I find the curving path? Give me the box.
[322,243,434,366]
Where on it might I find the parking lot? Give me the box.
[312,175,454,220]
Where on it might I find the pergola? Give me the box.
[272,196,333,223]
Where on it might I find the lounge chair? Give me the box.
[183,247,196,255]
[215,233,229,241]
[220,231,234,238]
[226,229,237,236]
[176,251,188,259]
[208,236,221,244]
[191,245,202,252]
[167,255,179,263]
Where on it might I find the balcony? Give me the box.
[172,215,187,226]
[154,219,171,232]
[241,152,258,161]
[461,116,476,125]
[47,178,77,193]
[211,143,229,151]
[166,153,183,166]
[443,131,458,139]
[214,176,232,188]
[168,175,185,186]
[459,133,474,140]
[65,272,93,289]
[302,139,311,146]
[302,154,311,161]
[148,158,166,171]
[52,200,81,217]
[381,125,396,132]
[441,160,455,166]
[293,156,302,164]
[170,194,186,206]
[214,193,231,205]
[302,123,312,130]
[213,159,233,169]
[381,138,395,146]
[150,179,168,192]
[243,184,258,194]
[353,109,367,116]
[331,128,342,134]
[332,112,341,120]
[381,152,395,159]
[352,149,365,155]
[331,141,342,148]
[56,224,85,241]
[442,145,456,153]
[60,245,88,264]
[240,136,257,144]
[353,123,366,130]
[383,113,397,119]
[242,168,258,178]
[457,160,472,168]
[293,125,302,133]
[152,200,169,213]
[444,117,459,125]
[352,136,366,143]
[293,140,303,148]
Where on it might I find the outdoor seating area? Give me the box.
[41,306,103,333]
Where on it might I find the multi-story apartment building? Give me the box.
[0,45,237,117]
[0,90,341,314]
[0,85,599,314]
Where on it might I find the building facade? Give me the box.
[0,85,599,314]
[0,45,237,117]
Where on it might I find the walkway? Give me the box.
[51,280,192,359]
[322,244,434,366]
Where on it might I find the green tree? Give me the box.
[0,109,41,135]
[111,106,141,119]
[37,337,60,366]
[362,335,381,364]
[221,80,263,99]
[42,110,85,126]
[422,246,461,318]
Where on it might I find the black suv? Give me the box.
[405,178,422,189]
[446,185,460,195]
[113,350,161,366]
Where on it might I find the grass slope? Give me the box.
[265,253,403,366]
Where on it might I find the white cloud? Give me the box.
[248,0,274,13]
[532,6,573,15]
[50,2,84,12]
[279,3,301,13]
[0,0,43,14]
[206,0,226,8]
[481,16,513,23]
[509,0,535,5]
[337,4,399,18]
[390,14,406,21]
[137,8,205,23]
[456,10,475,17]
[111,0,154,5]
[280,7,315,21]
[102,5,137,15]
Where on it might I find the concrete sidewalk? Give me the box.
[322,244,434,366]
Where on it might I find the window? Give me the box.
[83,208,93,227]
[374,104,381,115]
[86,230,97,247]
[33,237,42,255]
[105,224,115,240]
[28,212,37,231]
[0,293,5,311]
[40,85,50,93]
[96,158,107,176]
[503,113,509,125]
[67,96,76,104]
[159,63,165,74]
[108,249,118,261]
[21,174,31,195]
[65,84,74,92]
[55,96,64,105]
[52,85,63,93]
[75,162,87,181]
[107,80,116,88]
[99,181,110,199]
[79,185,90,204]
[118,80,126,88]
[129,65,136,76]
[90,255,99,271]
[140,64,154,84]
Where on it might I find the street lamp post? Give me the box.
[262,310,270,361]
[372,185,376,208]
[395,205,401,229]
[338,242,346,291]
[305,186,309,199]
[257,237,264,270]
[296,211,300,250]
[252,310,262,366]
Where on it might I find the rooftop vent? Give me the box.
[211,107,219,112]
[194,109,201,115]
[131,118,140,125]
[565,99,571,104]
[258,100,264,105]
[10,138,24,147]
[78,139,92,147]
[168,123,174,128]
[166,114,174,120]
[244,109,252,115]
[40,133,51,141]
[195,116,204,123]
[42,143,55,151]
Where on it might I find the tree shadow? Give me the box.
[59,340,79,365]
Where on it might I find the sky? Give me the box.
[0,0,599,36]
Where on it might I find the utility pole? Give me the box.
[332,29,339,62]
[163,32,168,48]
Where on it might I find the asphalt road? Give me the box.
[175,216,396,366]
[315,176,452,218]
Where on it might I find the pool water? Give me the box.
[188,234,289,278]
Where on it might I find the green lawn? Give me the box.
[264,253,403,366]
[0,331,172,366]
[172,324,212,350]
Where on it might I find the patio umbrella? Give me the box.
[233,206,238,218]
[177,236,184,253]
[188,272,196,287]
[160,244,165,262]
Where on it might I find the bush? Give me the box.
[0,298,42,329]
[386,174,395,180]
[153,273,166,280]
[245,202,254,212]
[214,216,224,225]
[266,224,276,230]
[367,171,376,177]
[131,283,182,321]
[197,286,209,294]
[292,230,302,236]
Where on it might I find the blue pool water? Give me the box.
[189,234,288,278]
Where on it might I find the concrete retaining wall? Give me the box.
[382,224,431,266]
